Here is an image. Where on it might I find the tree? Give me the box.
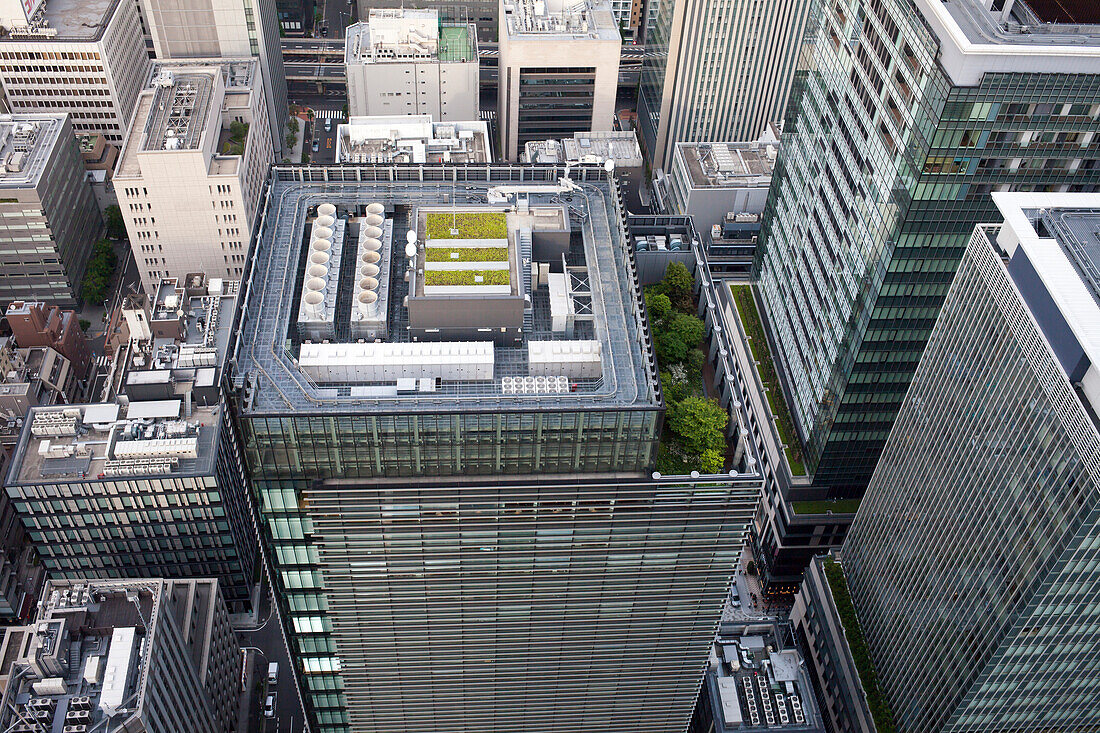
[287,118,300,134]
[655,331,688,364]
[664,261,694,311]
[669,396,727,455]
[668,313,704,348]
[700,449,724,474]
[645,291,672,321]
[81,239,117,304]
[104,204,126,240]
[286,132,298,149]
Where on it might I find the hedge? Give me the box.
[425,247,508,263]
[823,559,896,733]
[424,269,510,286]
[426,212,507,240]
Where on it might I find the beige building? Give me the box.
[498,0,620,161]
[0,0,150,145]
[115,59,273,292]
[345,9,479,122]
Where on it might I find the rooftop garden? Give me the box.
[424,269,511,286]
[729,283,805,475]
[791,498,862,515]
[647,263,727,475]
[221,120,249,156]
[426,211,507,240]
[425,247,509,263]
[822,558,896,733]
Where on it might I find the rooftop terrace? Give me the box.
[233,165,659,416]
[1,0,120,40]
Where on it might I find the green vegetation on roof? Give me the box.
[822,558,896,733]
[730,283,805,475]
[791,499,862,515]
[425,247,508,263]
[438,25,474,62]
[426,212,507,240]
[424,269,510,286]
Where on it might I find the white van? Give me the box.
[267,662,279,685]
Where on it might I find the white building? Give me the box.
[345,9,479,122]
[498,0,621,161]
[137,0,287,157]
[0,0,150,145]
[115,60,273,292]
[336,115,491,163]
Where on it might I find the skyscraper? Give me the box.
[638,0,811,172]
[842,192,1100,732]
[230,163,761,732]
[749,0,1100,584]
[138,0,288,157]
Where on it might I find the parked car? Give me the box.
[267,662,279,685]
[264,694,276,718]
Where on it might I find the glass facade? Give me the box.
[754,0,1100,495]
[5,407,257,612]
[843,224,1100,732]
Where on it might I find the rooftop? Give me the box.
[336,115,490,164]
[0,0,120,41]
[924,0,1100,51]
[502,0,620,41]
[703,620,825,732]
[5,276,239,486]
[675,141,776,189]
[563,131,643,166]
[345,9,476,65]
[233,166,659,416]
[0,579,161,733]
[0,114,67,188]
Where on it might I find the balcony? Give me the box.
[728,283,806,476]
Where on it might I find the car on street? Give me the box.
[268,662,279,685]
[265,694,276,718]
[320,26,329,36]
[312,141,319,152]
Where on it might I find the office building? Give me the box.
[79,133,119,211]
[840,192,1100,732]
[639,0,809,172]
[524,130,645,210]
[230,164,761,732]
[688,618,825,733]
[0,0,149,145]
[0,115,102,308]
[0,577,240,733]
[345,10,478,122]
[138,0,287,158]
[749,0,1100,590]
[336,115,490,164]
[789,555,879,733]
[3,275,258,612]
[661,134,776,233]
[498,0,620,161]
[115,60,273,293]
[357,1,496,42]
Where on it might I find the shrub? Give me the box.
[426,212,507,240]
[423,269,510,286]
[668,313,704,348]
[425,247,508,263]
[655,331,689,364]
[700,449,724,473]
[645,291,672,320]
[668,396,727,455]
[79,319,91,332]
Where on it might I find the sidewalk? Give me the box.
[284,110,308,164]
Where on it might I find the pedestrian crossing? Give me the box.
[312,109,345,120]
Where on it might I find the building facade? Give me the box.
[115,60,273,293]
[345,10,479,122]
[843,192,1100,732]
[750,0,1100,588]
[0,577,240,733]
[0,115,102,307]
[498,0,620,161]
[230,164,761,732]
[639,0,810,172]
[138,0,288,157]
[0,0,150,145]
[4,277,258,612]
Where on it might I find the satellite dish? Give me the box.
[405,242,417,258]
[406,229,417,244]
[603,158,616,173]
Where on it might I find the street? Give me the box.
[239,582,304,733]
[320,0,355,37]
[306,114,339,163]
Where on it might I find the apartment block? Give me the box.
[115,60,273,293]
[0,0,150,145]
[498,0,620,161]
[639,0,809,171]
[3,275,258,612]
[0,577,240,732]
[345,10,478,122]
[750,0,1100,593]
[0,115,101,308]
[138,0,288,158]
